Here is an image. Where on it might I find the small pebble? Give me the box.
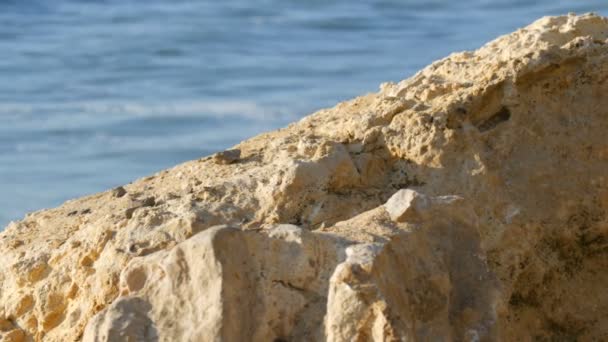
[125,196,156,219]
[112,186,127,198]
[212,149,241,165]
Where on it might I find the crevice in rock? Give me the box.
[476,106,511,132]
[271,279,308,293]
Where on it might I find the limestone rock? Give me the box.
[384,189,428,222]
[84,225,346,342]
[2,13,608,341]
[327,192,496,341]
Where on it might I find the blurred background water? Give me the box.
[1,0,607,229]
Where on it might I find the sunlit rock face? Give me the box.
[2,13,608,342]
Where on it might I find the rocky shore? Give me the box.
[2,13,608,341]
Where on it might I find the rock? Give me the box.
[1,13,608,341]
[124,196,156,219]
[384,189,429,222]
[326,192,495,341]
[212,149,241,165]
[385,189,468,224]
[84,225,345,342]
[111,187,127,198]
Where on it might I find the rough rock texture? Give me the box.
[2,13,608,341]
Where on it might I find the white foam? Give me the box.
[0,99,299,131]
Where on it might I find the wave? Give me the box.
[1,100,302,135]
[1,99,299,122]
[1,99,304,156]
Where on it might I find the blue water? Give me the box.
[1,1,607,229]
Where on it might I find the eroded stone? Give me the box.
[0,13,607,341]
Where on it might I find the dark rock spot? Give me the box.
[213,149,241,165]
[477,106,511,133]
[125,207,138,219]
[112,186,127,198]
[142,197,156,207]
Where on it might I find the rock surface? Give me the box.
[2,13,608,341]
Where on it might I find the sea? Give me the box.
[1,0,607,229]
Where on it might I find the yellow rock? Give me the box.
[1,13,608,341]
